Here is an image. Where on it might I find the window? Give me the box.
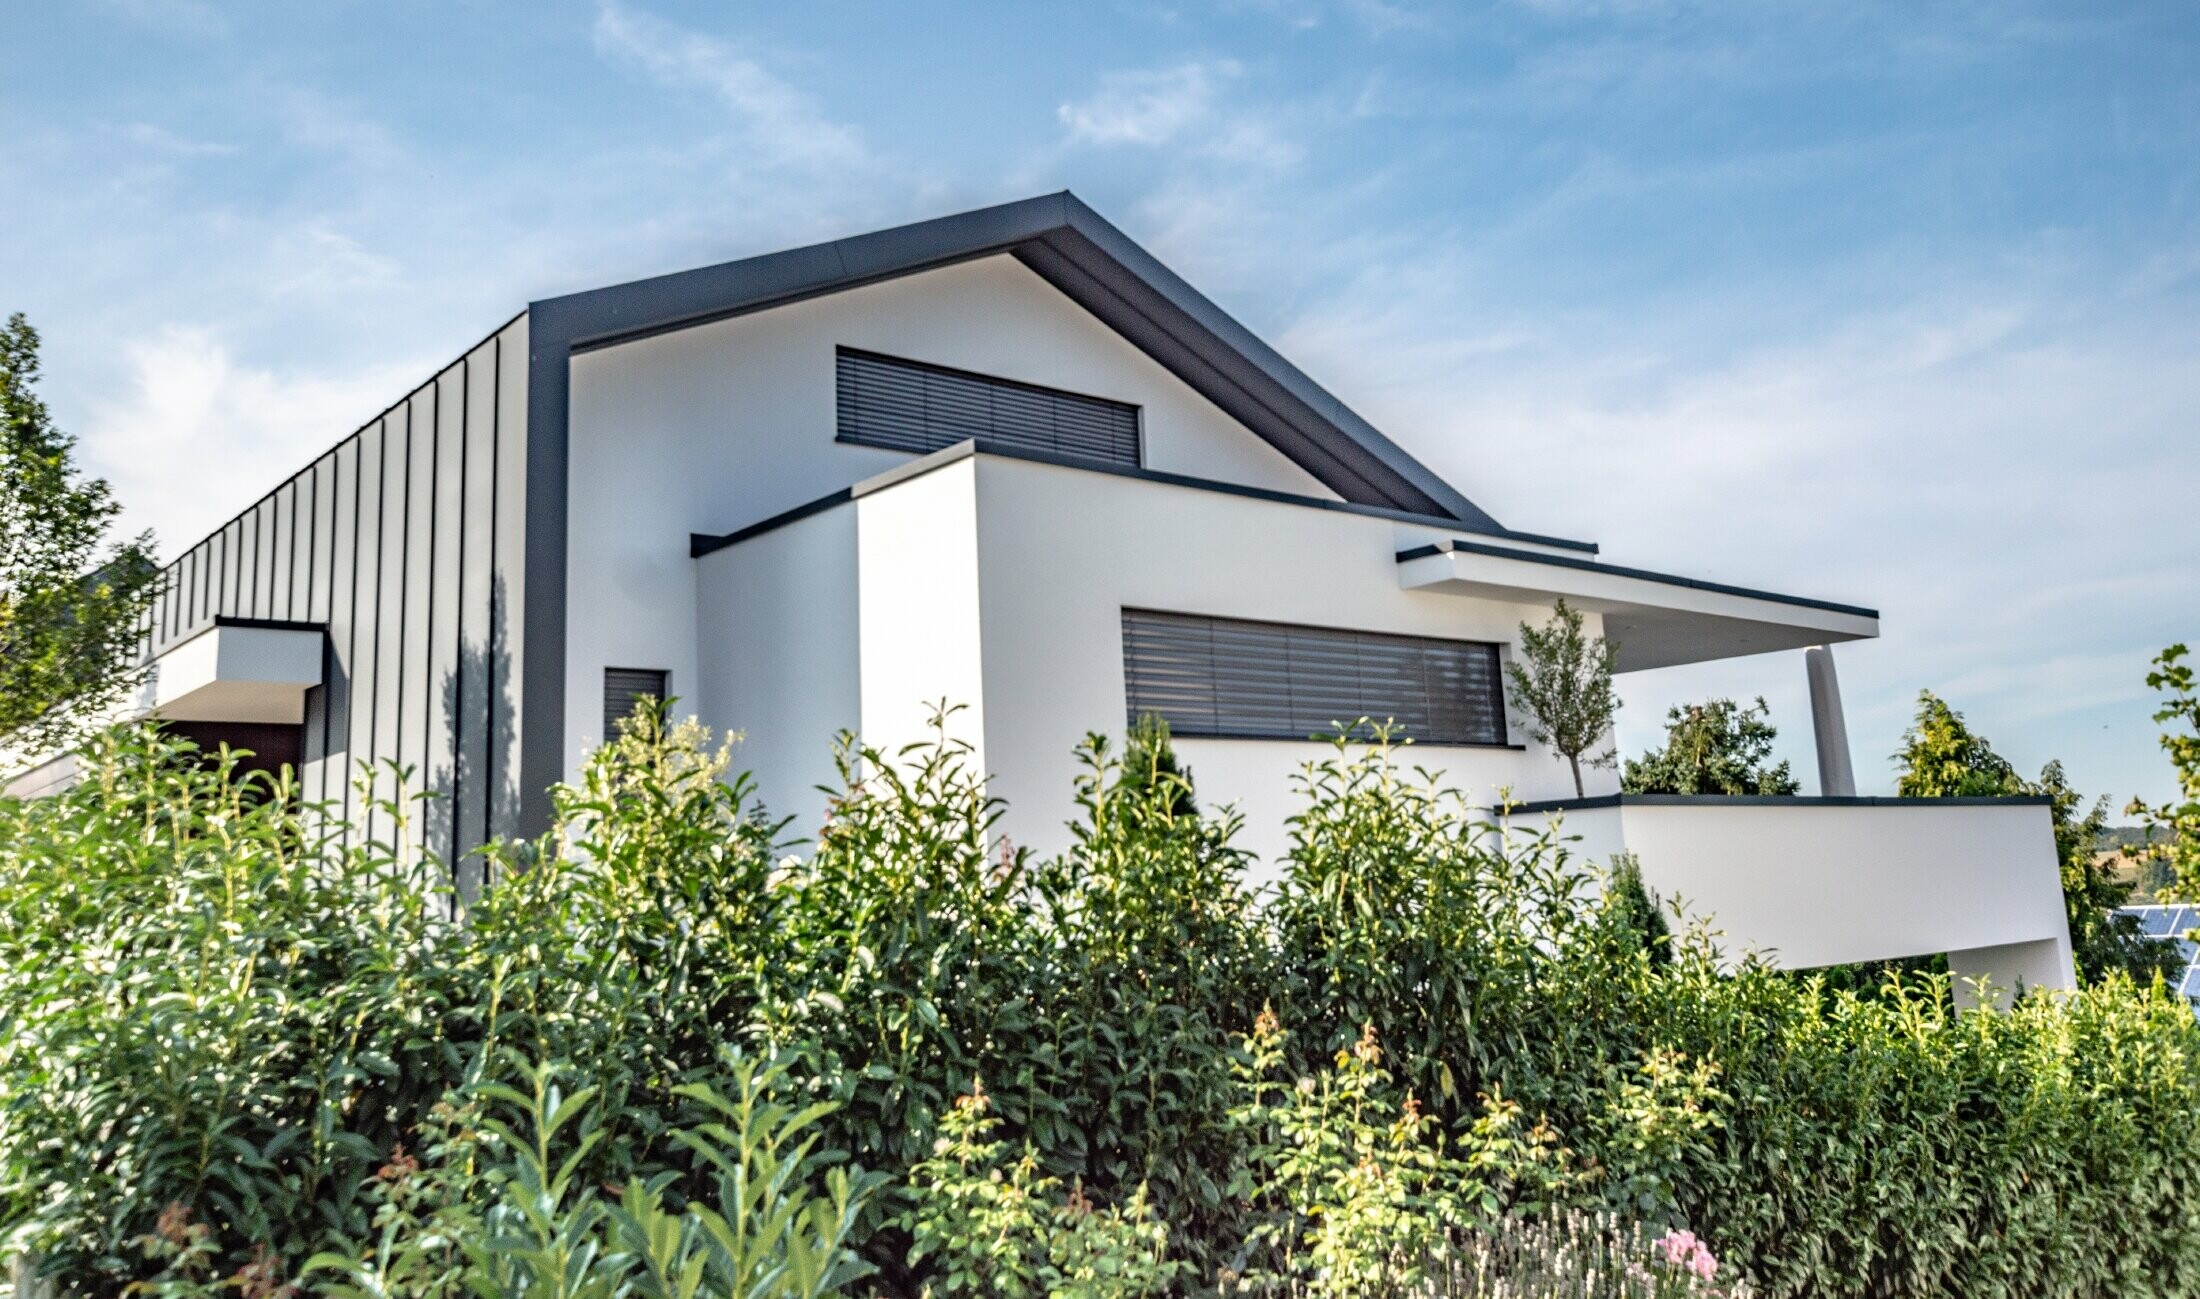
[603,667,669,737]
[1121,609,1509,746]
[836,347,1141,466]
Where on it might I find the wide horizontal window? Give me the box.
[1121,609,1509,746]
[836,347,1141,466]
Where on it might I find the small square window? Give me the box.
[603,667,670,737]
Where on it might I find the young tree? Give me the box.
[1505,598,1618,798]
[1621,696,1799,796]
[1895,690,2020,798]
[1896,690,2177,986]
[0,313,159,756]
[1118,711,1197,818]
[2129,644,2200,899]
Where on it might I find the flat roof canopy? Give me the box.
[1397,539,1879,672]
[146,619,327,724]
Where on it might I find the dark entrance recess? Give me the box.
[162,719,305,787]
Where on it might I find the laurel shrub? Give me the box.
[4,714,2199,1297]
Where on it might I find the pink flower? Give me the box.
[1655,1228,1699,1267]
[1653,1228,1719,1281]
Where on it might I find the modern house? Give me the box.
[5,192,2074,1000]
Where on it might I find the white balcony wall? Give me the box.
[1518,799,2076,995]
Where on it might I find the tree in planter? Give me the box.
[1896,689,2178,987]
[1894,690,2019,798]
[0,313,158,756]
[1505,598,1619,798]
[2128,644,2200,901]
[1622,697,1799,797]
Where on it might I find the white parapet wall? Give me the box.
[1512,795,2076,1003]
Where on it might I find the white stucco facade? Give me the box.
[695,450,1610,860]
[566,254,1334,778]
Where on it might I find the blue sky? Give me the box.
[6,0,2197,807]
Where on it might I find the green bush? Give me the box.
[5,714,2200,1297]
[303,1052,880,1299]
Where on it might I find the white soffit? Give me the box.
[1397,541,1879,672]
[147,622,326,724]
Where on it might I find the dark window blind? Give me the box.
[603,667,669,737]
[1122,609,1508,745]
[836,347,1141,466]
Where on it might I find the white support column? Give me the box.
[1804,645,1857,797]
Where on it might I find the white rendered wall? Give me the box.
[566,254,1337,782]
[689,453,1602,867]
[854,463,991,786]
[960,455,1601,867]
[691,507,861,835]
[1527,801,2075,985]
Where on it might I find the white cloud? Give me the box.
[1057,59,1303,176]
[81,327,432,554]
[116,122,238,157]
[1060,61,1241,147]
[1220,0,1438,36]
[592,1,865,170]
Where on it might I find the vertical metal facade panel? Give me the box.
[492,315,530,843]
[247,501,269,617]
[397,388,436,815]
[308,453,339,624]
[454,335,500,879]
[370,410,410,845]
[297,451,338,806]
[219,520,242,618]
[287,469,315,623]
[313,439,361,810]
[345,417,387,839]
[268,485,295,621]
[157,561,177,644]
[425,365,466,864]
[137,313,529,870]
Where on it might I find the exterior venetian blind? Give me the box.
[603,667,669,738]
[1121,609,1509,746]
[836,347,1141,466]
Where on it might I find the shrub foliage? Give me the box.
[3,714,2199,1297]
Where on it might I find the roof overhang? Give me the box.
[1398,539,1878,671]
[145,618,326,724]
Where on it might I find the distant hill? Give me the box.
[2099,825,2162,853]
[2098,826,2176,903]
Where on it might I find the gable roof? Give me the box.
[529,190,1507,530]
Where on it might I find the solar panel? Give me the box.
[2119,905,2200,1017]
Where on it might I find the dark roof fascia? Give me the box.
[1014,197,1500,528]
[544,193,1069,356]
[689,439,1599,559]
[1507,793,2053,815]
[1397,537,1879,621]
